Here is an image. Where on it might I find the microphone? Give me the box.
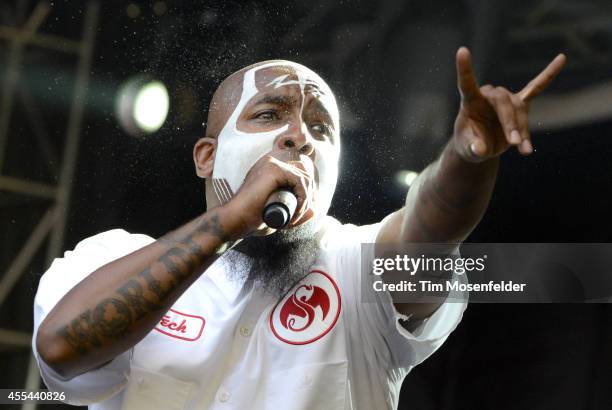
[263,189,298,229]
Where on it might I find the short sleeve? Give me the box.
[327,217,467,372]
[32,229,155,406]
[364,269,467,367]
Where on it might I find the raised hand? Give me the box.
[452,47,566,161]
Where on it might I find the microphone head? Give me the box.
[263,204,290,229]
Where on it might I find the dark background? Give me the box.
[1,1,612,409]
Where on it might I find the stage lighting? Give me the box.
[396,170,419,187]
[116,77,169,136]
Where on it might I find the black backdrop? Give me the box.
[2,1,612,409]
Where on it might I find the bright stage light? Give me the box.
[396,170,419,187]
[133,82,169,132]
[116,77,169,136]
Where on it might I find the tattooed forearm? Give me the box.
[195,213,228,241]
[54,210,234,359]
[56,311,103,355]
[402,144,498,244]
[159,212,228,247]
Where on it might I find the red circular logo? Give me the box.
[269,270,341,345]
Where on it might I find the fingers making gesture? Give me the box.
[453,47,566,161]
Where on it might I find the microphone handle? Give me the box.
[263,189,298,229]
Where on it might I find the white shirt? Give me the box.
[32,216,467,410]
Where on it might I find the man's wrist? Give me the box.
[446,135,499,170]
[216,200,264,242]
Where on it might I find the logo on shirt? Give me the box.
[154,308,205,341]
[270,270,341,345]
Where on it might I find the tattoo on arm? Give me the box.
[56,212,231,357]
[411,169,490,242]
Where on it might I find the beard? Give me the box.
[224,219,321,297]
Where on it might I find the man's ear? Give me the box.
[193,137,217,178]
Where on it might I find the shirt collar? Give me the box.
[205,250,251,304]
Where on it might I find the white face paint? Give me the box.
[212,61,340,223]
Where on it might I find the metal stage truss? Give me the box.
[0,2,99,409]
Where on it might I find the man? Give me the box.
[33,47,565,409]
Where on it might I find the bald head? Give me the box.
[195,59,341,226]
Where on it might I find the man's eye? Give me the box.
[255,110,279,121]
[310,123,331,136]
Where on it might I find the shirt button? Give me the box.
[303,373,313,386]
[218,390,230,403]
[136,376,145,388]
[239,325,252,337]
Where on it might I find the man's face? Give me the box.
[211,61,341,228]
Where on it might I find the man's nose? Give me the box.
[276,121,314,156]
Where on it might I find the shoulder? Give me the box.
[36,229,155,308]
[70,229,155,255]
[319,216,383,251]
[49,228,156,276]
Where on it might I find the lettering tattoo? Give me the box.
[412,175,479,241]
[56,212,231,356]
